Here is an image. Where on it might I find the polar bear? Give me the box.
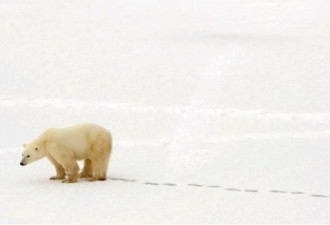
[20,123,112,183]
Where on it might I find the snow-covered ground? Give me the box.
[1,0,330,223]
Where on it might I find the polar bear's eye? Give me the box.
[27,155,30,158]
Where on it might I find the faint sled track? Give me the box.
[1,97,330,145]
[2,97,330,144]
[3,97,330,142]
[2,97,330,123]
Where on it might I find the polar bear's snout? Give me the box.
[20,155,30,166]
[20,157,27,166]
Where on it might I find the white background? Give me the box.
[1,0,330,223]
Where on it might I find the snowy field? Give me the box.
[1,0,330,223]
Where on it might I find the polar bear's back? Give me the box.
[47,123,111,160]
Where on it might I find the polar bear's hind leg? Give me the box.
[87,133,111,182]
[88,155,109,182]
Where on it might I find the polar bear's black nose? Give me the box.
[20,162,25,166]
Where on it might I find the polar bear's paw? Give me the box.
[79,172,93,178]
[50,175,65,180]
[87,176,106,182]
[62,178,78,183]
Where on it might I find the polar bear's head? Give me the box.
[20,144,45,166]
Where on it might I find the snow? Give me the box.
[1,0,330,223]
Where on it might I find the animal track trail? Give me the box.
[109,177,329,199]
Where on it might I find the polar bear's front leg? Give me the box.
[79,159,93,178]
[50,167,66,180]
[47,155,65,180]
[61,159,80,183]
